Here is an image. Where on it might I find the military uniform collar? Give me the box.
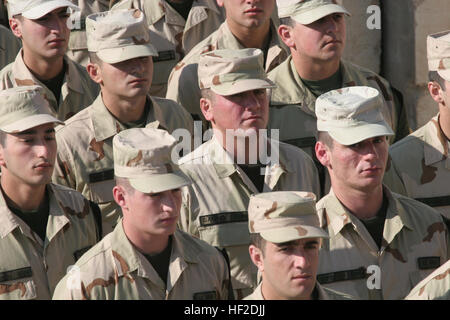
[209,135,293,179]
[90,95,165,142]
[324,187,414,241]
[12,49,84,102]
[422,115,450,167]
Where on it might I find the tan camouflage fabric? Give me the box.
[0,183,98,300]
[0,25,21,71]
[277,0,350,25]
[52,220,231,299]
[66,0,111,66]
[166,20,288,120]
[6,0,79,18]
[317,187,450,300]
[405,259,450,300]
[52,94,194,236]
[268,56,409,156]
[244,282,354,300]
[427,30,450,82]
[111,0,225,97]
[384,115,450,220]
[178,137,320,299]
[0,50,99,121]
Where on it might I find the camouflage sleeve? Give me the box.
[383,155,408,196]
[52,272,84,300]
[52,136,77,189]
[392,87,411,143]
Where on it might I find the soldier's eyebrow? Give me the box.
[17,129,37,136]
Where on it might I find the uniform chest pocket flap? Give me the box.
[0,267,37,300]
[88,169,115,204]
[198,211,250,247]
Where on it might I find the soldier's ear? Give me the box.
[315,141,330,167]
[9,17,22,39]
[278,25,295,49]
[428,81,444,104]
[216,0,224,8]
[87,63,102,84]
[200,97,214,122]
[112,185,128,209]
[249,245,265,272]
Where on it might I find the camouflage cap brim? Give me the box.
[438,69,450,82]
[283,4,349,25]
[211,78,276,96]
[129,170,191,194]
[21,0,79,19]
[97,44,158,64]
[325,120,394,146]
[260,225,329,243]
[0,114,63,133]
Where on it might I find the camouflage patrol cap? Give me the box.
[198,48,276,96]
[248,191,328,243]
[277,0,350,25]
[427,30,450,82]
[0,86,63,133]
[316,86,394,145]
[7,0,79,19]
[113,128,190,193]
[86,9,157,64]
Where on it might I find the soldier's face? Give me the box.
[12,7,70,60]
[97,56,153,100]
[324,136,389,192]
[218,0,275,29]
[204,88,269,138]
[290,13,346,63]
[0,123,57,187]
[122,188,182,238]
[259,238,320,300]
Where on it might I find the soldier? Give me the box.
[66,0,111,66]
[53,128,232,300]
[314,86,449,299]
[1,0,99,121]
[178,48,320,299]
[245,191,352,300]
[52,9,194,236]
[0,24,21,71]
[268,0,410,194]
[111,0,225,97]
[166,0,288,122]
[405,259,450,300]
[0,86,100,300]
[384,30,450,225]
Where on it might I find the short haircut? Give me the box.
[429,71,446,91]
[279,17,296,28]
[0,130,6,147]
[200,88,215,102]
[114,176,135,194]
[250,233,266,256]
[88,52,102,65]
[317,131,334,149]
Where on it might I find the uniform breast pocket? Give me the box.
[88,169,115,204]
[0,267,37,300]
[197,212,250,247]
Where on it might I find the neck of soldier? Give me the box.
[331,180,384,220]
[0,171,47,211]
[22,49,64,80]
[122,220,170,255]
[438,101,450,142]
[101,91,147,123]
[227,19,271,50]
[291,51,340,81]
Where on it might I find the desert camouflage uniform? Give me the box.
[244,282,354,300]
[384,115,450,221]
[166,21,288,120]
[111,0,225,97]
[66,0,111,66]
[0,183,99,300]
[405,259,450,300]
[0,25,21,71]
[0,50,99,121]
[178,137,320,299]
[52,220,230,299]
[316,187,450,300]
[52,94,194,236]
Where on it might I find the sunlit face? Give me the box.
[12,7,71,60]
[255,238,321,300]
[325,136,389,192]
[0,123,57,187]
[94,56,153,100]
[290,13,346,63]
[121,188,182,237]
[217,0,275,29]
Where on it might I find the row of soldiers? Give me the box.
[0,0,448,300]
